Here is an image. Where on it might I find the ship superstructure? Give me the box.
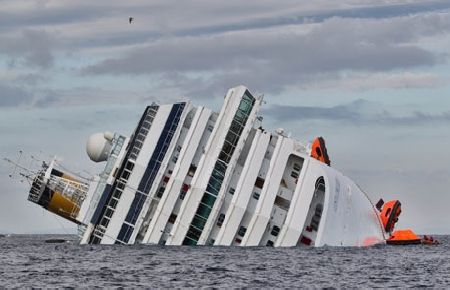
[25,85,390,246]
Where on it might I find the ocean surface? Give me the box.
[0,235,449,288]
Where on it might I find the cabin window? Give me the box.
[315,177,325,193]
[91,236,101,244]
[148,108,157,117]
[135,141,143,149]
[188,164,197,177]
[121,170,131,180]
[172,156,178,163]
[110,198,118,208]
[144,114,154,122]
[176,145,182,152]
[238,226,247,237]
[105,208,114,218]
[100,218,109,227]
[168,213,177,224]
[293,162,301,171]
[229,187,235,195]
[112,189,122,199]
[136,134,145,142]
[271,225,280,237]
[266,240,274,247]
[207,124,214,132]
[291,171,299,179]
[117,181,126,190]
[142,121,151,129]
[255,177,265,189]
[300,235,312,246]
[309,177,325,232]
[217,213,226,227]
[253,192,260,200]
[156,187,165,198]
[274,195,290,210]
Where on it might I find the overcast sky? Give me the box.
[1,0,449,234]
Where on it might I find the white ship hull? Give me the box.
[26,85,388,247]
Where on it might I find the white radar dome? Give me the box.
[86,132,113,162]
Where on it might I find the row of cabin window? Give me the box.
[122,106,185,232]
[157,169,174,198]
[97,160,135,230]
[92,116,152,243]
[226,176,263,199]
[227,186,261,200]
[291,161,303,179]
[183,97,254,244]
[129,109,156,160]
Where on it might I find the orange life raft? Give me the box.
[387,229,421,245]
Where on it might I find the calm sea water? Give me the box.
[0,234,449,288]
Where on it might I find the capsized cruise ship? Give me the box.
[25,85,407,247]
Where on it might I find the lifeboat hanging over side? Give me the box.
[380,199,401,233]
[310,137,331,166]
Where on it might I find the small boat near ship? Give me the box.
[44,238,68,244]
[13,85,427,247]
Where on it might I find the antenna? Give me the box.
[258,93,266,105]
[3,150,49,184]
[9,150,23,178]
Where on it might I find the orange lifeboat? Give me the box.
[311,137,331,166]
[380,200,401,233]
[387,229,421,245]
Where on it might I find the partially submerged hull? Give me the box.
[26,85,389,246]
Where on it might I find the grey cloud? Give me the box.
[264,99,450,126]
[384,111,450,125]
[176,0,450,38]
[0,3,118,29]
[0,84,33,107]
[15,73,47,86]
[82,13,450,97]
[264,99,368,122]
[0,29,56,68]
[34,94,59,108]
[64,1,450,51]
[3,1,450,49]
[69,0,450,49]
[85,14,447,74]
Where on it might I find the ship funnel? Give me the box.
[86,132,113,162]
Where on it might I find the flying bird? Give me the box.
[129,17,133,24]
